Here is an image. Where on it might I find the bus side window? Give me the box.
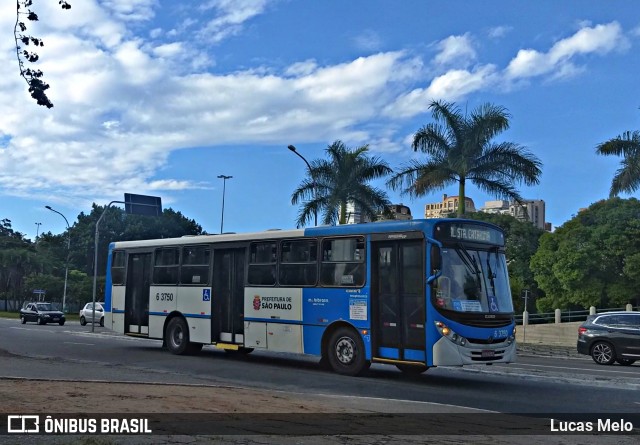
[248,242,276,286]
[279,239,317,286]
[153,247,179,284]
[180,246,210,285]
[320,237,365,287]
[111,250,126,285]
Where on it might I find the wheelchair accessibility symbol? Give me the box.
[202,289,211,301]
[488,295,499,312]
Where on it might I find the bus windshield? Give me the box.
[433,244,513,314]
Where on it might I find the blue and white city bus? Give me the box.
[104,218,516,376]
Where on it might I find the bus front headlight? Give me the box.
[435,321,467,346]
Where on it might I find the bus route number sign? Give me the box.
[435,222,504,246]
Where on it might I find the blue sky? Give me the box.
[1,1,639,240]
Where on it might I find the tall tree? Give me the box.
[388,100,542,216]
[530,198,640,310]
[596,130,640,197]
[291,140,393,226]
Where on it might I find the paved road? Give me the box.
[1,317,639,444]
[1,317,638,412]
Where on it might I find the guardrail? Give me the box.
[515,305,639,325]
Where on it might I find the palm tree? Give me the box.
[387,100,542,216]
[291,140,393,226]
[596,130,640,197]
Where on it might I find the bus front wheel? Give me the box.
[165,317,201,355]
[326,327,369,376]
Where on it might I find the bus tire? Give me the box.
[165,317,191,355]
[326,327,369,376]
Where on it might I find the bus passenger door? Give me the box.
[371,240,426,362]
[125,253,151,334]
[212,248,245,344]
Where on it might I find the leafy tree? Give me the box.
[596,130,640,197]
[71,204,205,277]
[1,204,204,309]
[388,101,542,216]
[530,198,640,310]
[291,140,393,226]
[0,219,47,309]
[14,0,71,108]
[458,212,544,312]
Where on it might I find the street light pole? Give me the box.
[288,145,317,226]
[35,222,42,240]
[91,201,124,333]
[45,206,71,313]
[217,175,232,234]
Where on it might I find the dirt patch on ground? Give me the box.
[0,379,356,414]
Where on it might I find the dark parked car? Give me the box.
[19,302,65,326]
[577,311,640,365]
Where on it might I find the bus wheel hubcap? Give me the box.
[335,337,355,364]
[173,328,183,345]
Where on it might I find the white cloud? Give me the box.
[487,26,513,39]
[506,22,628,80]
[433,34,476,68]
[353,30,383,52]
[284,59,318,77]
[198,0,270,43]
[384,65,498,118]
[101,0,158,22]
[0,0,633,210]
[0,0,420,205]
[153,42,182,58]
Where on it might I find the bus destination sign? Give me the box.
[435,222,504,246]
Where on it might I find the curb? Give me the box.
[516,344,583,359]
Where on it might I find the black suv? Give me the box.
[577,311,639,365]
[19,302,65,325]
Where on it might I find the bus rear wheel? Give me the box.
[165,317,201,355]
[326,327,369,376]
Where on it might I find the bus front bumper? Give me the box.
[432,336,516,366]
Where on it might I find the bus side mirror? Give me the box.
[427,245,442,285]
[430,245,441,272]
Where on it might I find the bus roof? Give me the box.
[109,218,502,249]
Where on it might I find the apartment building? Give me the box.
[424,194,476,218]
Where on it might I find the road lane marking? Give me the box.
[495,362,640,377]
[306,393,499,413]
[64,342,95,346]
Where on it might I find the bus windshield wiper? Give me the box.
[486,254,496,295]
[456,243,482,290]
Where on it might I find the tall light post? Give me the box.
[288,144,317,226]
[35,222,42,240]
[45,206,70,313]
[217,175,232,234]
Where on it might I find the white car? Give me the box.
[79,302,104,326]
